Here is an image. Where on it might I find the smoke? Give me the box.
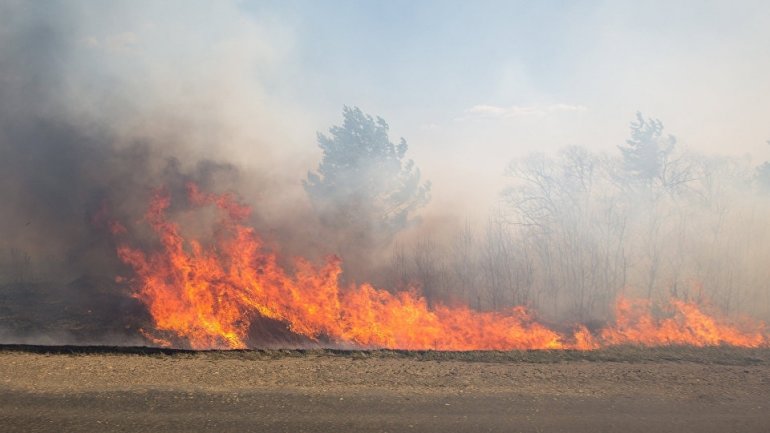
[2,3,243,269]
[1,1,769,347]
[0,1,311,343]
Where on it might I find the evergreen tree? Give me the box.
[304,106,431,247]
[618,112,676,184]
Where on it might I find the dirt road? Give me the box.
[1,346,769,432]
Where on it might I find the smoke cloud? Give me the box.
[1,1,769,347]
[0,1,310,343]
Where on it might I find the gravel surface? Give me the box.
[1,346,769,432]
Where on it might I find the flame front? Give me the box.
[116,186,768,350]
[600,297,767,348]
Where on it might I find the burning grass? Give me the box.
[109,185,769,351]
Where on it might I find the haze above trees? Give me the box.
[305,107,770,322]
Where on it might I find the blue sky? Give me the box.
[232,1,770,148]
[229,1,770,210]
[240,1,589,117]
[55,0,770,213]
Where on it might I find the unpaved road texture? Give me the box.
[1,346,769,433]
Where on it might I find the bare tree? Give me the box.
[7,248,32,285]
[450,221,480,308]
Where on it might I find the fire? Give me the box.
[115,185,769,350]
[600,297,767,348]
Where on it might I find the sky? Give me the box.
[245,0,770,213]
[18,0,770,218]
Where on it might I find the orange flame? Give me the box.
[115,185,768,350]
[600,297,767,348]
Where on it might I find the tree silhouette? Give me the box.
[618,112,692,193]
[304,106,430,249]
[618,112,674,182]
[758,162,770,192]
[758,141,770,193]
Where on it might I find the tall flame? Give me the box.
[115,185,768,350]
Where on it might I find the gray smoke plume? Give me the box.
[2,1,769,349]
[0,2,252,344]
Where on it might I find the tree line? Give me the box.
[306,107,770,322]
[4,106,768,322]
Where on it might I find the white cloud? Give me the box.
[82,32,139,52]
[419,122,441,131]
[457,103,587,121]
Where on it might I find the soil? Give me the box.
[1,345,769,433]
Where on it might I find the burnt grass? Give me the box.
[1,343,769,365]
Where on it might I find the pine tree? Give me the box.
[304,106,431,247]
